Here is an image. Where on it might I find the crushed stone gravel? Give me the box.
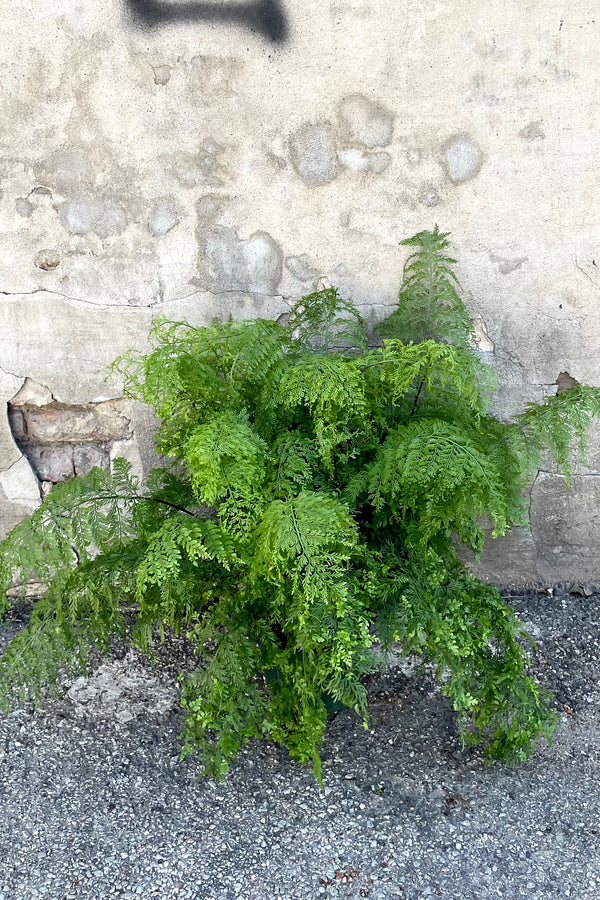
[0,587,598,900]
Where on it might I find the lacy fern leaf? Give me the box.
[376,226,474,348]
[2,228,598,779]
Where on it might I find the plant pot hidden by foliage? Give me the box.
[1,227,599,783]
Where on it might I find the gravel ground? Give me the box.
[0,587,598,900]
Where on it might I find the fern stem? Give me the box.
[410,378,425,416]
[64,493,197,518]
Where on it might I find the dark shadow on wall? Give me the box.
[126,0,289,42]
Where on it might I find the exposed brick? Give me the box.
[19,399,131,445]
[7,408,27,442]
[24,444,74,482]
[73,443,111,476]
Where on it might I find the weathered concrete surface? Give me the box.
[466,474,600,585]
[0,1,598,580]
[0,289,288,519]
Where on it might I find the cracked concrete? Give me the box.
[66,651,178,724]
[464,466,600,583]
[0,288,289,538]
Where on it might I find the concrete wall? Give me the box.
[1,0,599,581]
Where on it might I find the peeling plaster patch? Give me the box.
[289,124,338,186]
[189,55,242,101]
[34,249,61,271]
[7,389,132,489]
[205,228,283,294]
[21,187,54,215]
[338,148,391,174]
[148,200,178,237]
[30,187,53,199]
[490,252,528,274]
[520,119,545,142]
[11,378,55,407]
[170,142,228,188]
[419,186,441,207]
[152,64,172,85]
[285,254,320,283]
[337,95,394,148]
[16,198,32,217]
[58,198,128,238]
[555,370,580,394]
[471,317,495,353]
[443,136,482,183]
[316,276,332,292]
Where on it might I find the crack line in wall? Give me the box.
[1,287,290,310]
[0,364,25,381]
[574,258,600,288]
[0,288,130,310]
[527,469,541,527]
[1,456,26,476]
[167,288,288,303]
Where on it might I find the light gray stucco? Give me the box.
[0,1,598,581]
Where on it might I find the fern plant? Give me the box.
[1,226,598,782]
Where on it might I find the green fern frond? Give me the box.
[253,491,357,580]
[0,554,129,710]
[373,554,556,761]
[2,227,598,781]
[353,418,510,542]
[362,339,495,419]
[185,410,268,511]
[268,353,368,466]
[287,287,367,353]
[510,383,600,485]
[0,461,139,603]
[135,516,239,602]
[377,226,474,348]
[267,433,327,499]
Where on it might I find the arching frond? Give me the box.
[2,227,598,779]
